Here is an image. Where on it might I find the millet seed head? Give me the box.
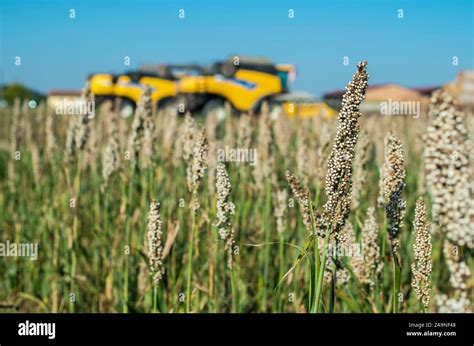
[147,200,164,285]
[323,61,369,232]
[411,197,432,310]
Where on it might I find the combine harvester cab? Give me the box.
[177,56,287,118]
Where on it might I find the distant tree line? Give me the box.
[0,83,46,106]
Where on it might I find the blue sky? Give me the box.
[1,0,473,97]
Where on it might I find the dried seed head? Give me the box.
[128,86,152,167]
[84,116,98,171]
[173,112,196,167]
[273,188,288,235]
[236,113,253,181]
[214,163,237,269]
[411,198,432,310]
[182,113,196,164]
[237,113,252,149]
[323,61,369,232]
[424,90,473,248]
[207,139,219,196]
[321,223,352,285]
[352,130,371,208]
[64,115,78,163]
[147,200,164,285]
[21,99,32,148]
[162,221,180,260]
[273,115,291,157]
[31,146,41,184]
[102,115,120,185]
[205,110,218,142]
[142,115,157,169]
[316,122,333,184]
[253,108,273,191]
[64,85,94,164]
[380,132,406,255]
[214,163,235,237]
[436,240,472,313]
[435,292,472,313]
[296,126,310,184]
[162,108,179,162]
[74,84,93,151]
[224,105,234,149]
[113,98,128,154]
[206,111,219,196]
[187,128,208,195]
[45,111,56,158]
[443,240,471,294]
[286,170,315,233]
[353,207,383,288]
[318,224,352,285]
[10,98,22,154]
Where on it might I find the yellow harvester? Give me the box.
[88,56,335,119]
